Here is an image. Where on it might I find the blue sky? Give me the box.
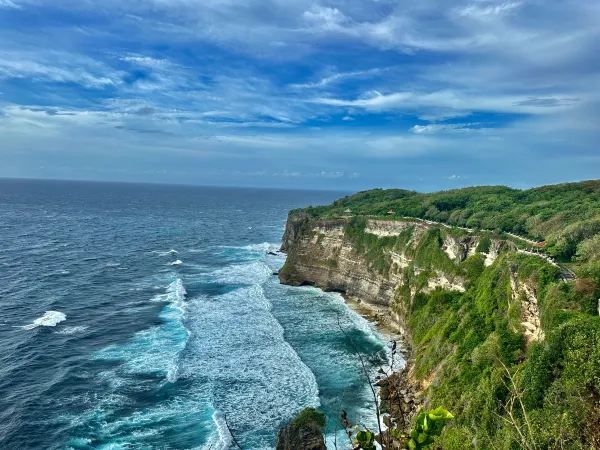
[0,0,598,191]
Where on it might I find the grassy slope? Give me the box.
[299,180,600,261]
[292,181,600,449]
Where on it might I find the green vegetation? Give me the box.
[291,407,326,429]
[406,407,454,450]
[300,180,600,261]
[396,245,599,449]
[318,205,597,448]
[343,216,414,275]
[355,430,377,450]
[286,180,600,448]
[325,210,599,448]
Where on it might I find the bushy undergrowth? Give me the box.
[404,253,600,449]
[291,407,326,429]
[298,180,600,261]
[337,218,600,449]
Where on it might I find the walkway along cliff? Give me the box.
[278,208,600,449]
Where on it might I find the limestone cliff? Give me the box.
[279,212,506,338]
[277,212,552,422]
[280,214,398,306]
[277,186,600,450]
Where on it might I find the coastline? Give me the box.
[343,295,403,339]
[335,292,423,446]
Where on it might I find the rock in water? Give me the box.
[276,422,326,450]
[276,408,326,450]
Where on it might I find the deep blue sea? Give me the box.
[0,179,392,449]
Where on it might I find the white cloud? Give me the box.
[0,51,119,88]
[0,0,20,9]
[289,67,385,89]
[458,1,522,18]
[120,55,171,68]
[312,89,582,117]
[303,5,349,30]
[411,123,488,134]
[0,0,598,188]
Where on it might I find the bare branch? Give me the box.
[223,414,243,450]
[336,314,383,443]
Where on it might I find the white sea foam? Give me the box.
[202,411,233,450]
[44,269,70,277]
[55,325,88,335]
[242,242,279,253]
[169,259,183,266]
[22,311,67,330]
[168,278,186,305]
[181,284,320,446]
[207,260,272,285]
[96,277,189,380]
[152,249,178,256]
[222,241,280,254]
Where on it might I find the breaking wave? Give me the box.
[22,311,67,330]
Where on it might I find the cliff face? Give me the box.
[280,213,397,305]
[278,185,600,450]
[279,213,496,336]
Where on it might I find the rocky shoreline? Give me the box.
[277,254,422,446]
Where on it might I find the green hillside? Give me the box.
[301,180,600,262]
[286,180,600,448]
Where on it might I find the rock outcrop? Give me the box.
[280,215,397,306]
[276,407,327,450]
[279,214,473,334]
[510,268,544,342]
[275,422,326,450]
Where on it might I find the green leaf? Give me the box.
[427,406,454,422]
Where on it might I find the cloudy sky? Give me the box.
[1,0,598,190]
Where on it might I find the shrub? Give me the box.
[291,407,326,429]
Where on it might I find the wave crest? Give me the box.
[22,311,66,330]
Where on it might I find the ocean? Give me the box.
[0,179,392,449]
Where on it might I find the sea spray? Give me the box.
[21,310,67,330]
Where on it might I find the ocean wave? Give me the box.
[67,388,215,449]
[207,260,272,286]
[55,325,89,335]
[95,277,189,379]
[328,291,388,346]
[221,241,280,254]
[67,278,197,444]
[169,259,183,266]
[202,411,233,450]
[181,284,321,447]
[151,249,178,256]
[22,311,67,330]
[43,269,71,278]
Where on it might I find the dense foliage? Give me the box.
[300,180,600,261]
[406,407,454,450]
[288,180,600,448]
[339,217,600,448]
[291,407,326,429]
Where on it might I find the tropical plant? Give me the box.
[406,407,454,450]
[354,430,376,450]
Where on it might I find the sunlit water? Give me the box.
[0,179,395,449]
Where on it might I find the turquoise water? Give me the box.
[0,179,393,449]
